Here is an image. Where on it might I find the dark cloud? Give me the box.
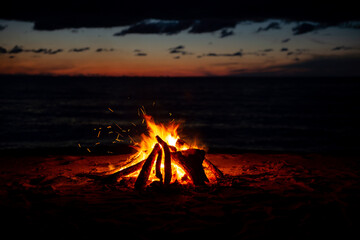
[280,48,288,52]
[113,19,238,36]
[291,23,333,35]
[3,1,359,30]
[30,48,63,54]
[133,49,147,56]
[135,52,147,56]
[260,48,273,52]
[256,22,281,33]
[96,48,114,52]
[0,46,7,53]
[168,45,192,55]
[114,19,192,36]
[189,19,238,33]
[1,46,63,55]
[282,38,291,43]
[287,48,308,56]
[9,45,23,54]
[0,24,7,31]
[331,46,354,51]
[69,47,90,52]
[205,50,243,57]
[219,29,234,38]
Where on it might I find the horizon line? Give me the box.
[1,73,360,79]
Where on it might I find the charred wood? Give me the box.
[103,159,146,183]
[155,147,163,182]
[171,149,209,186]
[203,158,224,179]
[135,143,161,189]
[156,136,172,185]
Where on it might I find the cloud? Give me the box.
[260,48,273,52]
[168,45,192,55]
[280,48,288,52]
[133,49,147,56]
[69,47,90,52]
[0,24,7,31]
[291,23,333,35]
[96,48,114,52]
[4,1,358,30]
[1,46,64,55]
[205,50,243,57]
[282,38,291,43]
[114,19,192,36]
[0,46,7,53]
[113,19,239,36]
[135,52,147,56]
[9,45,23,54]
[189,19,238,33]
[256,22,281,33]
[331,46,354,51]
[219,29,234,38]
[30,48,63,54]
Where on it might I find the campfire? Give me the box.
[106,114,223,189]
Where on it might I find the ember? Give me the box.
[106,114,223,189]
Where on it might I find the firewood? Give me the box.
[155,148,163,182]
[171,149,209,186]
[203,158,224,179]
[168,145,177,152]
[156,136,172,185]
[135,143,161,189]
[103,159,146,183]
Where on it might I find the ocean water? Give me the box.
[1,75,360,154]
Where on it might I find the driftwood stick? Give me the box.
[135,143,161,189]
[103,159,146,183]
[155,148,163,182]
[203,158,224,179]
[156,136,172,185]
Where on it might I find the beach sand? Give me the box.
[1,153,359,239]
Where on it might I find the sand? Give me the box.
[0,153,359,239]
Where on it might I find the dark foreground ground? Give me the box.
[0,153,359,240]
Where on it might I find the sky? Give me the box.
[1,1,360,77]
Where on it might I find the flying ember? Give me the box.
[106,114,223,189]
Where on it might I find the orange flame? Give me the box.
[116,114,202,184]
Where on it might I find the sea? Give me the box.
[1,75,360,155]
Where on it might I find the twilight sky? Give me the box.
[1,1,359,77]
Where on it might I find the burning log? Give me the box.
[156,136,172,185]
[171,149,209,186]
[155,147,163,182]
[203,158,224,179]
[103,159,146,183]
[135,143,161,189]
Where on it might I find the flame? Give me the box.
[119,114,200,184]
[136,115,190,183]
